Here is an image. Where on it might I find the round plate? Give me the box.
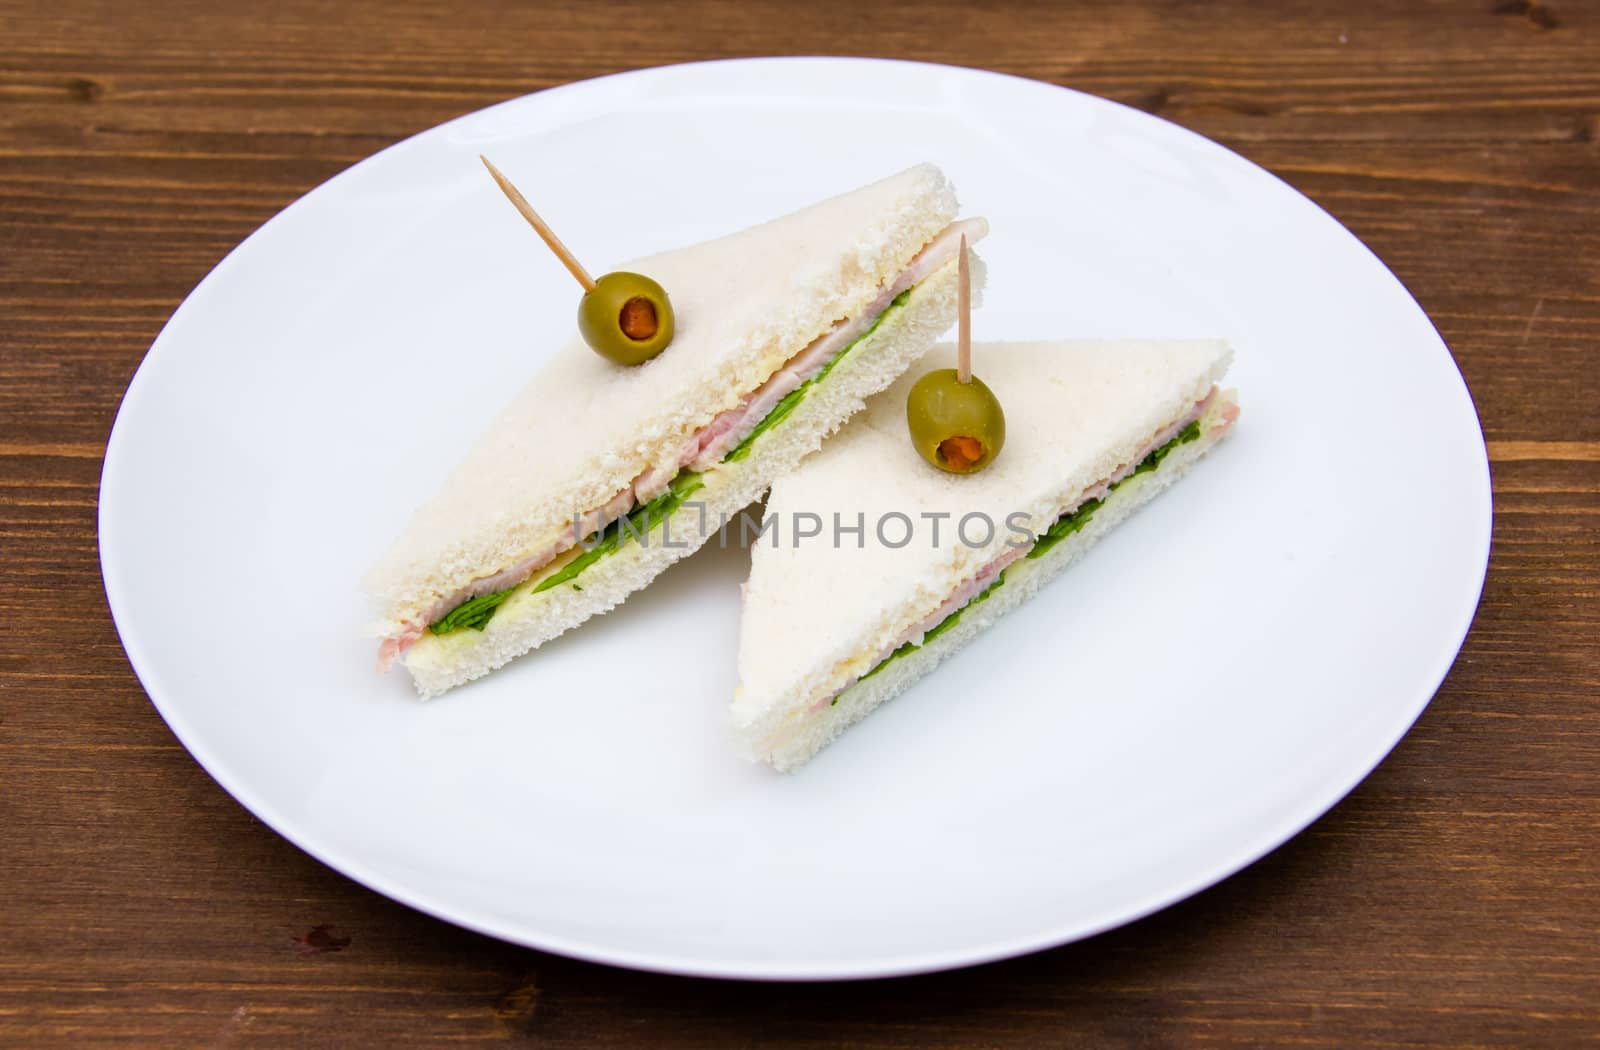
[99,58,1491,980]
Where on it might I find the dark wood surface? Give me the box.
[3,0,1596,1045]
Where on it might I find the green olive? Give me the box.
[906,369,1006,474]
[578,271,674,366]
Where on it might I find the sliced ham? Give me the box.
[376,624,424,674]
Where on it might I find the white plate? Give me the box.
[99,58,1491,980]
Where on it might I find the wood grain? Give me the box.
[2,0,1597,1045]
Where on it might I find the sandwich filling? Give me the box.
[763,386,1240,749]
[378,217,987,671]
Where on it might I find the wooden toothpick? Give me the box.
[957,233,971,384]
[479,155,597,293]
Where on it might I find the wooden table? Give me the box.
[3,0,1596,1044]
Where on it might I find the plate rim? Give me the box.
[97,55,1493,981]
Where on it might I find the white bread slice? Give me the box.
[734,340,1236,770]
[755,394,1236,771]
[400,254,982,697]
[365,164,960,631]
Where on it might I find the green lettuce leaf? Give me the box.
[1025,418,1202,562]
[429,470,706,635]
[722,287,913,464]
[1126,418,1201,482]
[1027,496,1104,561]
[531,469,706,596]
[428,588,516,634]
[846,414,1208,680]
[853,569,1007,689]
